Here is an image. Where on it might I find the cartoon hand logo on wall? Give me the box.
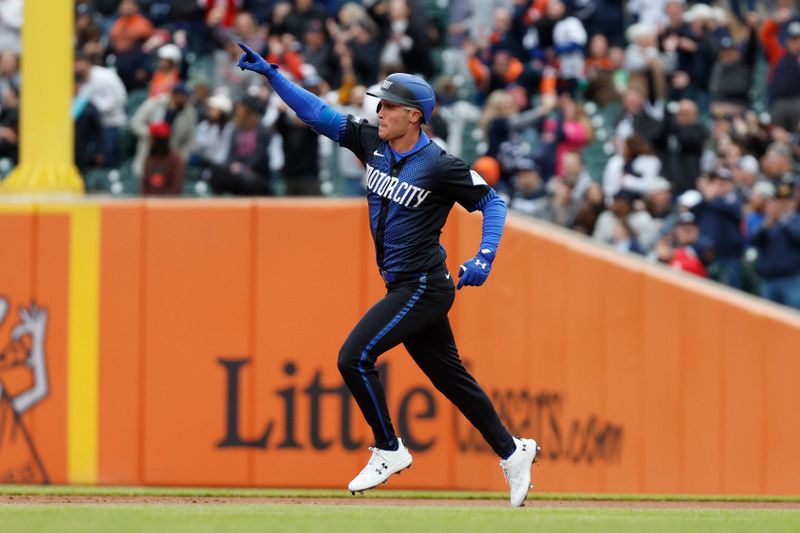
[0,297,50,483]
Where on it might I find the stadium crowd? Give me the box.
[0,0,799,309]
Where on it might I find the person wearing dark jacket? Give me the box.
[655,99,707,195]
[708,20,758,117]
[142,121,185,195]
[692,168,744,288]
[752,181,800,309]
[208,95,271,195]
[769,21,800,131]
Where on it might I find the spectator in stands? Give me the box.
[609,217,645,255]
[501,156,546,217]
[204,0,239,30]
[767,21,800,131]
[142,121,185,195]
[572,181,606,236]
[109,0,155,91]
[530,171,581,227]
[655,211,710,277]
[302,19,338,87]
[752,180,800,309]
[559,150,593,203]
[624,22,667,103]
[708,15,759,118]
[673,3,716,111]
[276,66,324,195]
[284,0,328,41]
[627,0,668,28]
[550,0,587,96]
[191,93,234,172]
[73,77,104,175]
[594,189,659,252]
[75,52,128,168]
[655,98,707,195]
[583,0,626,47]
[0,83,19,165]
[693,168,745,288]
[0,0,22,54]
[745,180,776,242]
[0,51,19,103]
[76,3,103,50]
[603,134,663,200]
[130,83,198,178]
[759,6,795,77]
[212,37,267,101]
[549,93,593,177]
[149,44,183,97]
[644,176,673,222]
[584,34,621,107]
[207,95,271,196]
[760,143,795,184]
[614,86,662,147]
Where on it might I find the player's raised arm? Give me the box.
[237,42,346,142]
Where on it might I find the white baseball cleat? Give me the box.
[348,438,413,494]
[499,437,540,507]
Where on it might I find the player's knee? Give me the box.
[337,342,361,377]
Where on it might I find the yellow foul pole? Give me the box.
[0,0,84,194]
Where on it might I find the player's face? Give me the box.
[377,100,419,140]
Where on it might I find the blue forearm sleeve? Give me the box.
[475,191,507,254]
[264,68,347,142]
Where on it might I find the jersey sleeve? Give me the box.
[339,115,382,162]
[435,155,494,211]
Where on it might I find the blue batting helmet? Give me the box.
[367,73,436,123]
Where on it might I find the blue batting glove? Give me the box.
[237,42,276,77]
[457,248,495,290]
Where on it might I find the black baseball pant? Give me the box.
[337,267,516,459]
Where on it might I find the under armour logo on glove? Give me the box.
[457,249,495,290]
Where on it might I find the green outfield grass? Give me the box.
[1,486,799,533]
[1,503,799,533]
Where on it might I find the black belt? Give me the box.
[380,265,446,283]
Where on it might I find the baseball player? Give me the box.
[237,43,539,507]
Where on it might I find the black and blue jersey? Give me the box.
[341,116,496,273]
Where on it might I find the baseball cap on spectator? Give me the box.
[684,3,713,22]
[677,211,697,225]
[751,180,776,199]
[207,94,233,115]
[787,21,800,38]
[172,82,190,96]
[625,23,653,43]
[613,188,640,203]
[149,121,171,138]
[512,156,539,174]
[711,167,733,180]
[678,189,703,208]
[158,43,182,64]
[241,95,266,115]
[648,176,672,195]
[303,19,324,34]
[737,154,759,175]
[719,37,736,50]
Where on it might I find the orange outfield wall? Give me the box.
[0,199,799,494]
